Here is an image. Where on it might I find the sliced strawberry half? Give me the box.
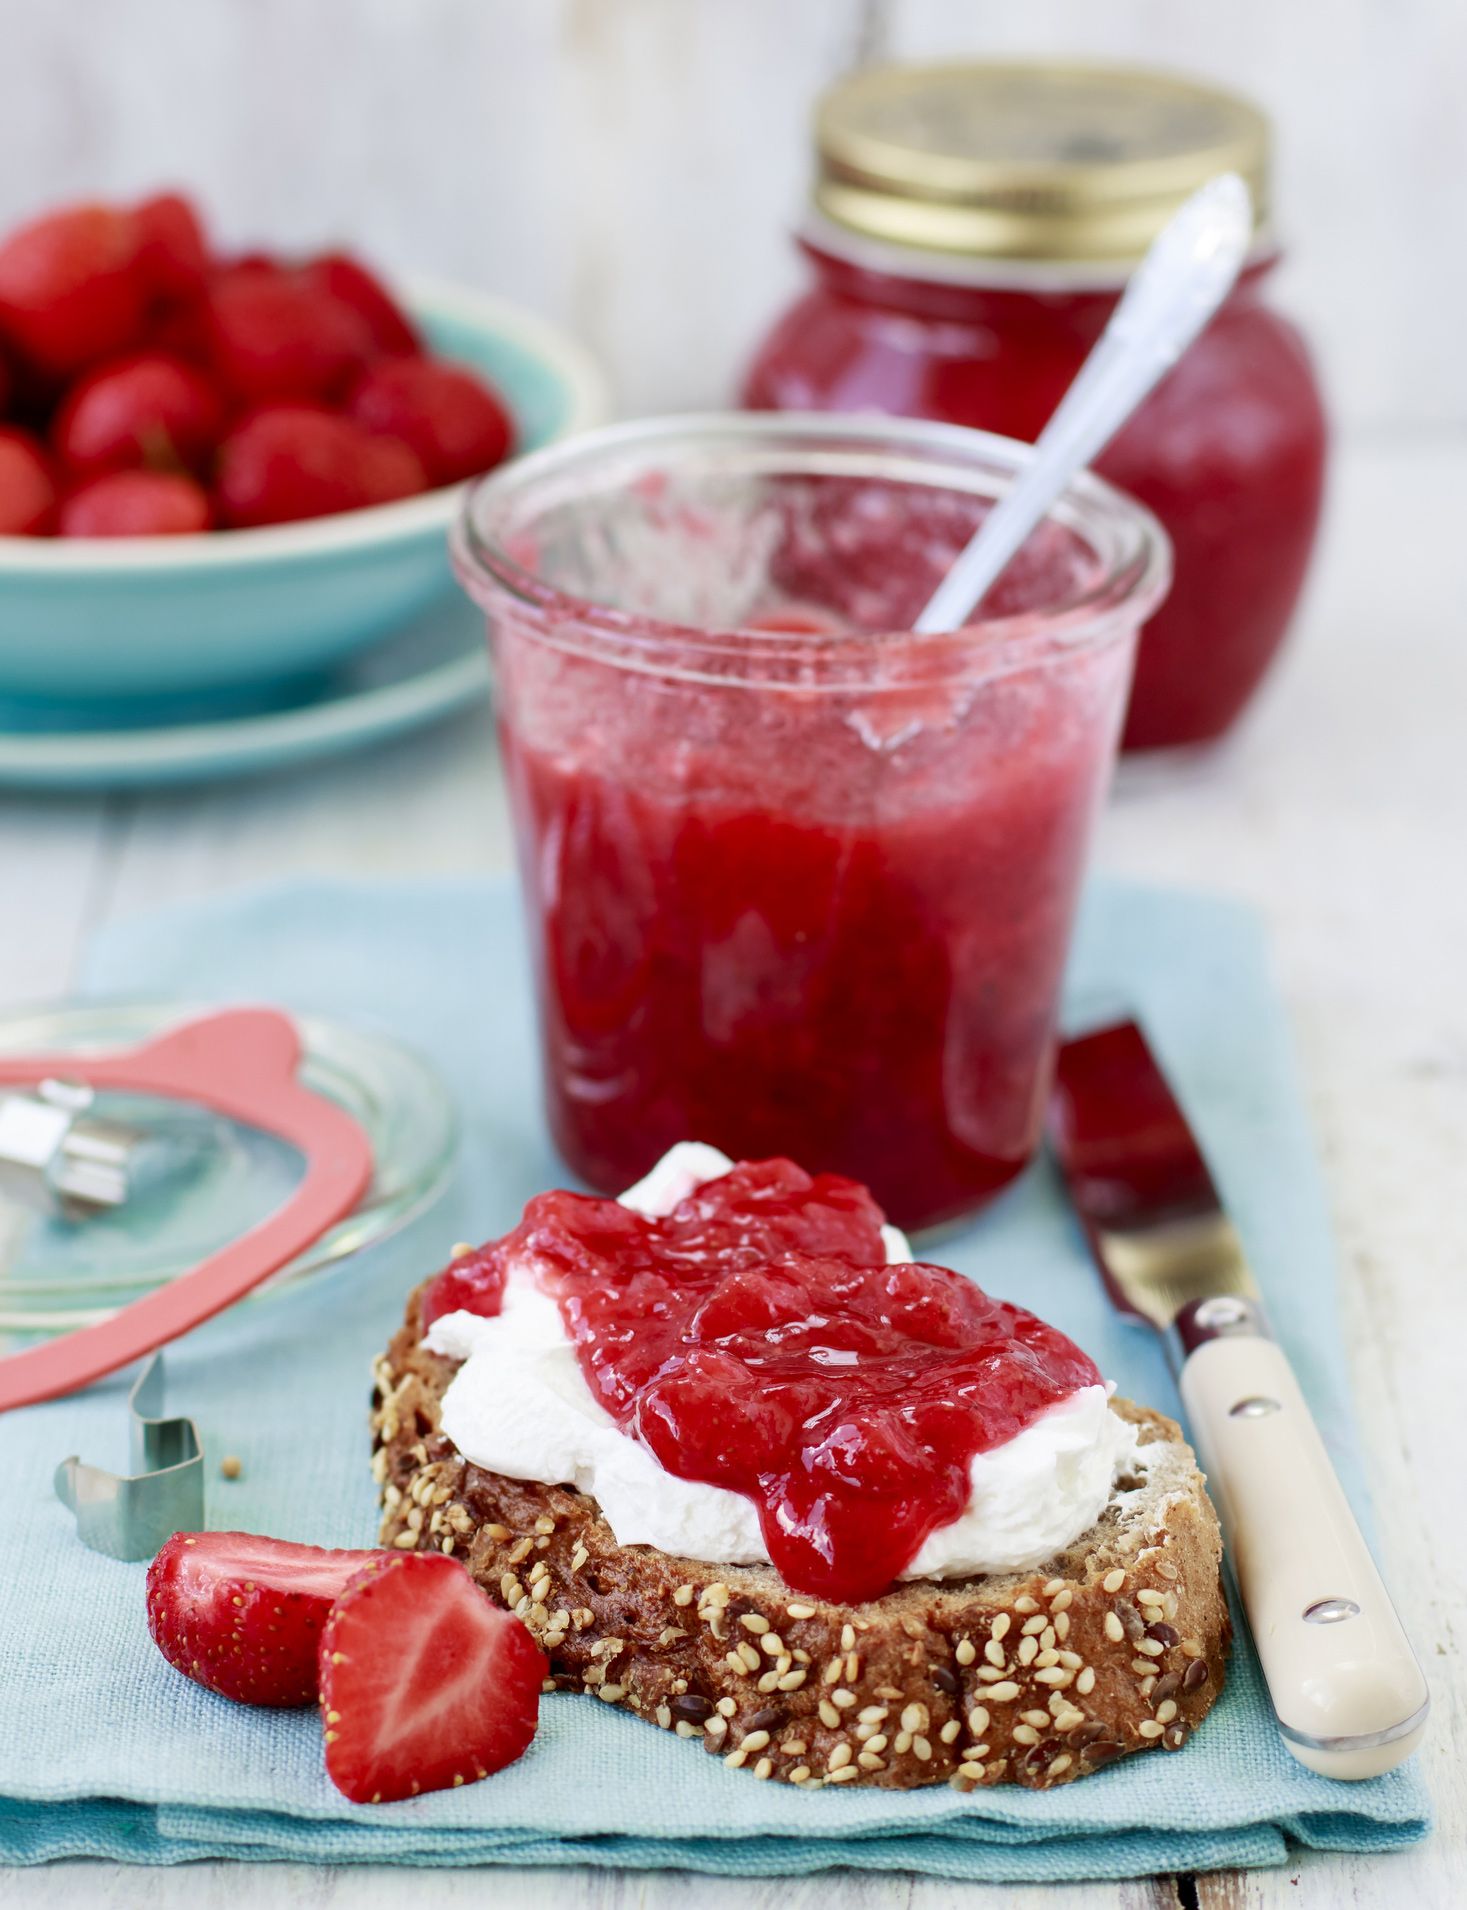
[319,1552,546,1804]
[146,1531,381,1706]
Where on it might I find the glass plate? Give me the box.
[0,1001,457,1332]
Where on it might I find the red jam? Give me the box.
[482,462,1149,1232]
[743,244,1327,750]
[422,1158,1101,1603]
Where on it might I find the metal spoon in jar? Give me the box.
[913,172,1254,633]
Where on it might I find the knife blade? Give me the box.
[1049,1018,1429,1782]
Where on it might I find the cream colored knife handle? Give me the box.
[1179,1333,1429,1779]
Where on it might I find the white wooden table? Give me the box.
[1,439,1461,1907]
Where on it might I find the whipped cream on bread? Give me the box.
[427,1143,1136,1581]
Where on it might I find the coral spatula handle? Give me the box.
[0,1008,372,1412]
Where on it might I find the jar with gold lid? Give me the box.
[742,61,1328,751]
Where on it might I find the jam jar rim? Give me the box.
[453,411,1171,692]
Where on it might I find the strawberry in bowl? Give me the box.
[0,190,608,703]
[0,192,518,534]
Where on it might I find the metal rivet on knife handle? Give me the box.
[1304,1598,1362,1625]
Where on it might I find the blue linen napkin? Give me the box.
[0,877,1431,1880]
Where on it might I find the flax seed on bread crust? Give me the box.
[371,1279,1229,1790]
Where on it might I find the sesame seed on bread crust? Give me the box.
[371,1280,1229,1790]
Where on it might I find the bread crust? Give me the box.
[372,1281,1229,1790]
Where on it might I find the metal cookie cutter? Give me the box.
[54,1352,204,1561]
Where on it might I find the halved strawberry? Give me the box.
[146,1531,381,1706]
[319,1553,546,1804]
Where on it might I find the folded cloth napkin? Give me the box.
[0,878,1431,1880]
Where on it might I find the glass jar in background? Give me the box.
[742,62,1328,752]
[455,414,1169,1232]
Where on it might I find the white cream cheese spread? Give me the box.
[427,1143,1135,1579]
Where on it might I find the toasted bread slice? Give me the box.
[372,1282,1228,1790]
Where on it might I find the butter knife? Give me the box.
[1049,1018,1429,1781]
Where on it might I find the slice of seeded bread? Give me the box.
[371,1281,1229,1791]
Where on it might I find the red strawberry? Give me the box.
[0,204,147,378]
[306,254,420,358]
[348,357,513,487]
[319,1553,545,1803]
[207,265,375,405]
[0,427,57,534]
[0,346,10,417]
[146,1531,382,1706]
[55,352,226,476]
[60,469,213,537]
[215,405,425,527]
[135,191,210,301]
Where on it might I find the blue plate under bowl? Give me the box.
[0,280,610,705]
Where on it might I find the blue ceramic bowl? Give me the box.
[0,281,609,704]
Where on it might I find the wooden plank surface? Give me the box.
[0,443,1460,1906]
[1,0,1465,432]
[0,1859,1187,1909]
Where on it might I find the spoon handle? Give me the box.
[913,172,1255,635]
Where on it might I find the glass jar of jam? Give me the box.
[742,61,1328,751]
[454,414,1169,1231]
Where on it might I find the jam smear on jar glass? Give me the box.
[423,1159,1101,1603]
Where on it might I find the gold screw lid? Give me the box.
[814,61,1270,264]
